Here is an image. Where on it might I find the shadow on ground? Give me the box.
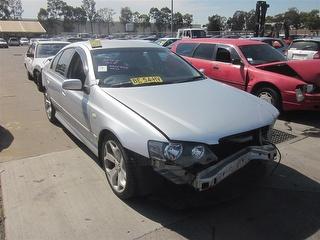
[0,126,14,152]
[61,125,320,240]
[280,111,320,138]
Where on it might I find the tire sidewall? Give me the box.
[100,134,136,199]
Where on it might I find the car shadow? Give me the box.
[280,111,320,138]
[0,125,14,152]
[59,124,320,240]
[127,162,320,240]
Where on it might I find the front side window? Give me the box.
[193,44,215,60]
[176,43,198,57]
[240,44,286,65]
[67,52,86,84]
[55,48,75,77]
[50,52,62,70]
[91,48,203,88]
[36,43,69,58]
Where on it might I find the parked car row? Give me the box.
[23,36,319,200]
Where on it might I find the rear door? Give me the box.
[175,42,199,65]
[189,43,216,77]
[211,45,247,90]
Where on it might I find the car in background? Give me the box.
[0,38,8,48]
[155,38,180,48]
[24,41,69,91]
[172,38,320,112]
[29,38,48,45]
[8,37,20,46]
[177,28,207,39]
[250,37,288,54]
[287,38,320,60]
[20,37,29,46]
[42,39,278,199]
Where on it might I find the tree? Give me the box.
[138,14,150,32]
[284,7,301,30]
[207,14,226,31]
[160,7,171,30]
[149,7,162,31]
[245,9,256,31]
[73,7,87,32]
[96,8,115,34]
[8,0,23,19]
[183,13,193,27]
[82,0,96,34]
[173,12,183,31]
[62,5,75,32]
[300,9,320,32]
[119,7,133,26]
[132,11,140,29]
[0,0,10,19]
[47,0,66,19]
[228,10,246,31]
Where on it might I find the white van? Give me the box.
[177,28,207,39]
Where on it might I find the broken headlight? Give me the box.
[148,140,218,167]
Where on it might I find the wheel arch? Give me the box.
[251,81,283,110]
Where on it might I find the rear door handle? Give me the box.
[213,66,219,70]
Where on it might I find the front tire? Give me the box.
[27,71,33,80]
[100,134,138,199]
[255,87,281,111]
[44,92,57,123]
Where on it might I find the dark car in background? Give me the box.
[8,37,20,46]
[0,38,8,48]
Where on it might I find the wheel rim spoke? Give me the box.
[103,140,127,193]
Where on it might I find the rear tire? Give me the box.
[44,92,57,123]
[35,71,44,92]
[27,71,33,81]
[255,87,281,111]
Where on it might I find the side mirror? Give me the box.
[26,53,34,58]
[232,58,243,65]
[62,79,83,91]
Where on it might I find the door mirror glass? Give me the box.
[62,79,83,91]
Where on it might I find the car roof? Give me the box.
[250,37,282,41]
[292,38,320,42]
[158,38,179,40]
[71,39,162,51]
[177,38,266,46]
[36,41,70,45]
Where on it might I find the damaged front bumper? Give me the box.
[152,144,277,191]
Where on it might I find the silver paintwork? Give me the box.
[42,39,279,171]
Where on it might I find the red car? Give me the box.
[171,38,320,111]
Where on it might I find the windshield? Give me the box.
[36,43,68,58]
[91,48,203,88]
[192,30,206,38]
[239,44,286,65]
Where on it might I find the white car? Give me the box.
[0,38,8,48]
[24,41,69,91]
[287,39,320,60]
[42,40,279,199]
[20,37,29,46]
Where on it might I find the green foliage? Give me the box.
[119,7,133,25]
[207,14,226,31]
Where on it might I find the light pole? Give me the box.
[171,0,173,37]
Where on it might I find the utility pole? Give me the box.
[171,0,173,37]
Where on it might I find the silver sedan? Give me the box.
[42,40,279,199]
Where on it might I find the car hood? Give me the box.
[102,79,278,144]
[256,60,320,87]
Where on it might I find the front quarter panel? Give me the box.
[89,86,167,158]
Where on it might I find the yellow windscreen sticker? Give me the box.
[89,39,102,48]
[130,76,163,85]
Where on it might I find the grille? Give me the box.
[270,129,297,144]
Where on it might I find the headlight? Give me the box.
[305,84,315,93]
[296,84,316,102]
[164,143,183,161]
[148,140,218,167]
[295,88,304,102]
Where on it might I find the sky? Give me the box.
[22,0,320,25]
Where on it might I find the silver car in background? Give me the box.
[287,38,320,60]
[42,40,279,199]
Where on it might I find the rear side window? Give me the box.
[290,41,319,51]
[193,44,215,60]
[55,48,75,77]
[176,43,198,57]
